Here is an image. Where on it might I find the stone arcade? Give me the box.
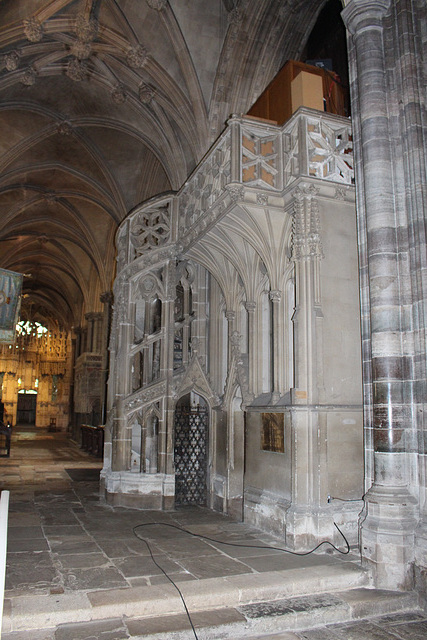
[0,0,426,607]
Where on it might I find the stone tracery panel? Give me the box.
[283,111,354,187]
[179,135,231,231]
[241,130,279,188]
[130,203,170,256]
[306,119,353,183]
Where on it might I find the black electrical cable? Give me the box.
[134,532,200,640]
[133,521,350,556]
[132,520,351,640]
[329,493,366,503]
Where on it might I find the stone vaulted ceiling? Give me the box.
[0,0,326,331]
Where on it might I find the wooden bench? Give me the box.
[81,424,104,457]
[0,423,11,458]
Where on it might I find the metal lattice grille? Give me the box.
[174,406,208,506]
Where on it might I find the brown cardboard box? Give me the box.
[247,60,345,125]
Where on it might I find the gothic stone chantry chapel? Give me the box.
[0,0,426,608]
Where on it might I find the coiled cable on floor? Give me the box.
[132,521,350,640]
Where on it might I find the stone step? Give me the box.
[6,588,419,640]
[233,589,420,640]
[2,562,369,634]
[119,589,420,639]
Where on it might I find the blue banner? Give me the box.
[0,269,23,343]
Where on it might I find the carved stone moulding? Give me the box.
[70,40,92,60]
[112,85,127,104]
[66,58,87,82]
[57,120,73,136]
[4,50,19,71]
[23,17,44,42]
[269,290,282,303]
[20,67,36,86]
[146,0,167,10]
[44,192,57,206]
[291,182,323,262]
[132,245,176,273]
[256,192,269,206]
[75,15,98,42]
[100,291,113,305]
[130,205,171,252]
[138,274,158,299]
[228,7,243,26]
[139,83,154,104]
[127,45,148,69]
[124,380,167,413]
[334,186,349,200]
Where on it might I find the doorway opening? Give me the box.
[16,389,37,425]
[174,393,209,506]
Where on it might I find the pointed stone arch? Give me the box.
[173,352,220,408]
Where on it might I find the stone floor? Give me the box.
[0,425,426,639]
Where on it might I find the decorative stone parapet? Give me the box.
[115,194,175,276]
[116,109,353,275]
[177,110,353,238]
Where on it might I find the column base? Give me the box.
[284,503,360,551]
[243,486,289,539]
[360,485,418,590]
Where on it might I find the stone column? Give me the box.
[85,312,95,352]
[93,313,104,353]
[389,0,427,601]
[74,327,82,359]
[342,0,418,589]
[81,327,88,355]
[291,184,323,406]
[225,311,236,368]
[146,415,159,474]
[111,280,132,472]
[245,301,257,396]
[286,183,324,549]
[162,259,178,508]
[191,266,208,370]
[269,291,282,402]
[100,292,113,424]
[229,115,241,183]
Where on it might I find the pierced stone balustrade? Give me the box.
[116,108,353,273]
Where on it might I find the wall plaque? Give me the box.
[261,412,284,453]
